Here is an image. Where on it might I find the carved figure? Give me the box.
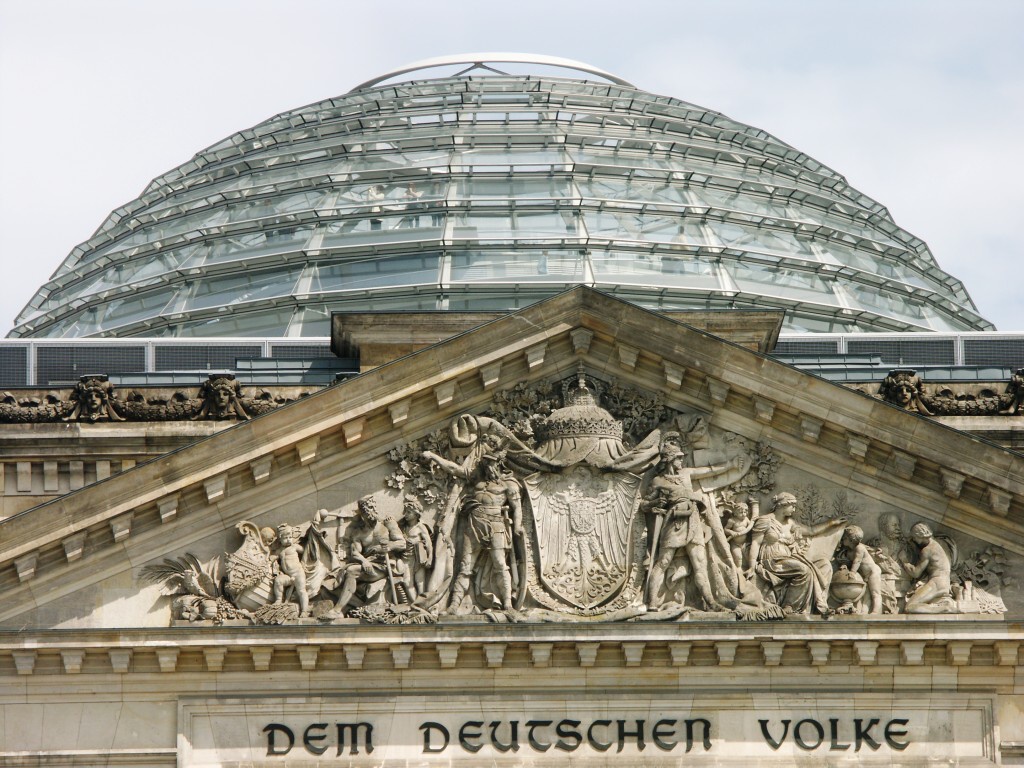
[724,497,757,575]
[643,446,744,611]
[901,522,956,613]
[747,492,845,615]
[868,512,912,613]
[879,369,932,415]
[270,524,311,616]
[64,375,125,422]
[193,374,250,420]
[424,439,524,613]
[1003,368,1024,415]
[325,496,407,618]
[833,525,883,614]
[141,554,250,623]
[399,495,434,599]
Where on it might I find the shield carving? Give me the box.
[524,465,641,609]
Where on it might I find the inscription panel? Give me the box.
[179,693,995,766]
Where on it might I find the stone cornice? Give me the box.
[0,621,1019,677]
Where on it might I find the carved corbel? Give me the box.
[987,487,1011,517]
[62,532,87,562]
[204,474,228,503]
[479,361,502,390]
[663,361,686,389]
[940,469,965,499]
[799,415,823,443]
[342,418,365,448]
[434,381,458,409]
[529,643,554,667]
[436,644,460,669]
[249,457,272,486]
[891,451,916,480]
[761,641,785,666]
[707,379,730,406]
[388,398,411,426]
[296,435,321,464]
[576,642,600,667]
[14,552,38,582]
[617,344,639,371]
[61,650,85,674]
[110,512,133,543]
[846,433,869,461]
[524,342,547,370]
[753,396,775,424]
[570,328,593,354]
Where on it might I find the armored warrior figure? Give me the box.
[424,436,524,613]
[643,445,744,611]
[324,496,407,618]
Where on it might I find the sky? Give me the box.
[1,0,1021,334]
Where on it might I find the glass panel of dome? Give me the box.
[322,214,442,246]
[570,149,675,173]
[173,307,294,337]
[181,268,302,312]
[584,211,709,245]
[710,221,819,259]
[591,252,721,290]
[345,150,452,174]
[205,226,314,264]
[728,262,841,305]
[452,211,576,239]
[446,290,554,311]
[92,287,176,332]
[846,283,927,320]
[576,177,690,207]
[312,254,440,292]
[454,148,571,171]
[449,250,584,283]
[688,185,796,219]
[459,178,573,200]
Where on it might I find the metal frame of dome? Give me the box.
[348,53,636,91]
[9,60,994,338]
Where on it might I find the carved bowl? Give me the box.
[830,569,866,602]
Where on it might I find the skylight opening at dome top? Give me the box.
[8,56,994,339]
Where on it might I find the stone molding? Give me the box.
[0,624,1018,677]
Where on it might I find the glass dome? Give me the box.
[10,55,993,338]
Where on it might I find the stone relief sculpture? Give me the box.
[877,368,1019,416]
[879,369,933,415]
[322,496,408,619]
[1004,368,1024,415]
[141,368,1013,625]
[64,374,125,422]
[192,374,254,420]
[0,373,294,423]
[746,492,845,616]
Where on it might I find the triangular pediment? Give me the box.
[2,288,1022,628]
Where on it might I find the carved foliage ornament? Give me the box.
[878,367,1022,416]
[0,373,294,423]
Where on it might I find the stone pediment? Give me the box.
[1,287,1022,630]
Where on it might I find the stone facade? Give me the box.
[1,289,1021,766]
